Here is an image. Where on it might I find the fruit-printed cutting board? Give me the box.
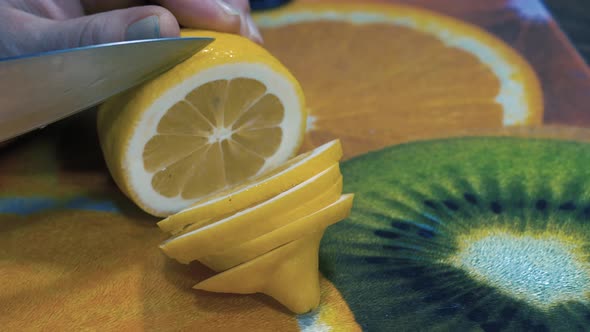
[2,0,590,331]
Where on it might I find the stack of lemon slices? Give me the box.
[159,139,352,314]
[97,30,353,314]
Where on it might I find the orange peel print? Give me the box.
[255,2,543,159]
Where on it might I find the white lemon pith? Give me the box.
[97,30,306,217]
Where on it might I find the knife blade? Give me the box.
[0,37,213,142]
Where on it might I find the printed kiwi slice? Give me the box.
[320,136,590,331]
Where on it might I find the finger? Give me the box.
[1,0,84,19]
[0,8,46,57]
[45,5,179,51]
[223,0,250,13]
[224,0,263,44]
[153,0,246,36]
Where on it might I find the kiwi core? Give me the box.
[451,231,590,308]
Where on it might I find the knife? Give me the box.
[0,37,213,142]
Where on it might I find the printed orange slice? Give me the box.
[255,2,543,158]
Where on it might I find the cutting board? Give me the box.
[1,0,589,330]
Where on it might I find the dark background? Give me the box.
[545,0,590,64]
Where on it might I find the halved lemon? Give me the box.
[97,30,306,217]
[255,2,543,158]
[160,163,341,264]
[158,139,342,235]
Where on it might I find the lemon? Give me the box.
[178,172,342,239]
[160,163,341,264]
[158,139,342,235]
[193,194,354,314]
[194,231,326,314]
[199,194,354,271]
[97,30,306,217]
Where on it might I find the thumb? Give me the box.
[46,5,180,51]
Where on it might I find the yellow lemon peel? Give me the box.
[97,29,306,217]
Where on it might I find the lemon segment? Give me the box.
[97,30,306,217]
[200,194,354,271]
[160,163,341,264]
[157,139,343,235]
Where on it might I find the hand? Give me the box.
[0,0,262,58]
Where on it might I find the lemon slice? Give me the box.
[158,139,343,235]
[194,231,325,314]
[160,163,341,264]
[200,194,354,271]
[178,174,342,238]
[97,30,306,217]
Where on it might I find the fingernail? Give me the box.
[216,0,240,17]
[245,15,263,44]
[126,15,160,41]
